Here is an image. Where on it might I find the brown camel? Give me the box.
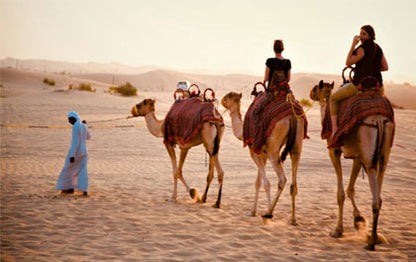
[131,98,225,208]
[309,80,395,251]
[221,92,305,224]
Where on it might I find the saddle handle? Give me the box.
[203,88,216,102]
[251,81,267,97]
[342,66,355,84]
[188,84,201,97]
[173,88,186,100]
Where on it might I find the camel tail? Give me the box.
[280,115,297,163]
[212,122,221,156]
[372,118,385,169]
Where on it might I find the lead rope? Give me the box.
[286,93,314,118]
[87,115,134,124]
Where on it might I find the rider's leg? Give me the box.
[329,83,359,138]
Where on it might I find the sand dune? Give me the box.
[3,58,415,109]
[1,68,416,261]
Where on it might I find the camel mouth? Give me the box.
[309,87,318,101]
[131,106,139,117]
[220,98,227,109]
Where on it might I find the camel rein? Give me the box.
[86,115,135,124]
[286,92,315,118]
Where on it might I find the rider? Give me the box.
[329,25,389,138]
[264,40,291,94]
[253,40,292,116]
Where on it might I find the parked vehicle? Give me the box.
[177,81,190,91]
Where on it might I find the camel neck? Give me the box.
[229,110,243,141]
[319,101,328,124]
[144,112,163,138]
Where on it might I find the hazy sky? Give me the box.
[1,0,415,83]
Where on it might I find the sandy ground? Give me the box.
[1,68,416,261]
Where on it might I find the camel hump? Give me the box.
[329,91,394,147]
[243,92,308,153]
[164,98,224,146]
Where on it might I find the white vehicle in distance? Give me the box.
[177,81,191,91]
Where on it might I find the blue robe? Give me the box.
[56,115,91,192]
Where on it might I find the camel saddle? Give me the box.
[164,97,224,147]
[243,91,308,154]
[322,90,394,147]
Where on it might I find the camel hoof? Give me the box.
[330,228,343,238]
[246,211,256,217]
[189,188,200,202]
[354,215,366,230]
[262,214,273,219]
[212,202,220,208]
[364,244,376,251]
[166,198,176,202]
[290,219,298,226]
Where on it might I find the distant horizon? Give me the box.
[2,56,415,85]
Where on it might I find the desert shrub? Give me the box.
[109,82,137,96]
[43,78,55,86]
[299,98,313,107]
[69,83,96,93]
[78,83,95,92]
[391,102,404,109]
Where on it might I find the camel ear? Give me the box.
[239,93,242,98]
[331,81,334,89]
[319,80,324,89]
[150,99,155,105]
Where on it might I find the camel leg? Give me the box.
[200,122,224,208]
[288,121,304,225]
[364,121,393,250]
[263,153,287,219]
[177,148,198,201]
[289,151,301,224]
[364,165,382,251]
[358,125,382,251]
[328,147,345,238]
[346,158,366,230]
[249,149,270,216]
[165,144,179,201]
[212,154,225,208]
[200,156,214,204]
[247,151,268,216]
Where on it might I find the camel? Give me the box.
[131,98,225,208]
[309,80,395,251]
[221,92,305,224]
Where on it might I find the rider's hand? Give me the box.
[352,35,360,46]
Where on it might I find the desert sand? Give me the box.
[1,67,416,261]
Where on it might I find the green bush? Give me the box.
[299,98,313,107]
[43,78,55,86]
[78,83,95,92]
[109,82,137,96]
[69,83,96,93]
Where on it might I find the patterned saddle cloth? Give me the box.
[243,92,308,154]
[164,97,223,147]
[322,90,394,147]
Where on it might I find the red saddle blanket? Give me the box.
[164,97,224,147]
[243,92,308,154]
[322,90,394,147]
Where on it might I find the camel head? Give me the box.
[131,98,156,117]
[310,80,334,103]
[221,92,242,113]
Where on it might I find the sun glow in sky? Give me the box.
[1,0,415,83]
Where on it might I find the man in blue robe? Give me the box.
[56,111,91,196]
